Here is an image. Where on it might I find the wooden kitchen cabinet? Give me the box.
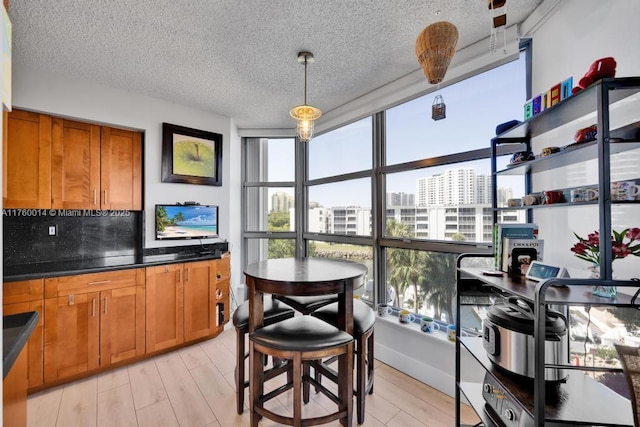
[145,264,184,352]
[43,269,145,383]
[51,118,143,210]
[3,109,142,210]
[3,110,52,208]
[183,260,217,342]
[51,118,101,210]
[2,279,45,388]
[100,127,142,210]
[147,258,231,350]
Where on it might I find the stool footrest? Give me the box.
[305,375,342,406]
[258,381,293,404]
[254,405,347,427]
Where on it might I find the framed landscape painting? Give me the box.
[161,122,223,186]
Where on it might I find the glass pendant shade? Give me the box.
[290,51,321,142]
[290,104,321,142]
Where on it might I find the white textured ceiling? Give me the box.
[10,0,543,130]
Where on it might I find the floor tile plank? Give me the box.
[97,383,137,427]
[154,351,216,426]
[56,377,98,427]
[127,358,167,410]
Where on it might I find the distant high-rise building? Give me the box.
[387,191,415,206]
[271,192,295,213]
[417,168,485,206]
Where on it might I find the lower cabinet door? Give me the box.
[183,261,216,342]
[100,286,145,366]
[145,264,184,352]
[44,292,100,382]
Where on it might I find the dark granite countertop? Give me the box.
[3,250,224,283]
[3,311,39,378]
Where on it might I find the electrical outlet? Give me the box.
[48,225,56,236]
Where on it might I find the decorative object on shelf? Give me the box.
[488,0,508,55]
[612,180,640,201]
[432,95,446,120]
[570,187,598,203]
[572,57,617,95]
[524,77,573,120]
[507,198,521,207]
[521,193,541,206]
[543,190,565,204]
[509,150,534,165]
[571,228,640,298]
[161,123,223,186]
[415,21,458,85]
[573,124,598,144]
[540,146,561,157]
[290,51,322,142]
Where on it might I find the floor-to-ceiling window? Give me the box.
[242,137,297,267]
[243,46,529,319]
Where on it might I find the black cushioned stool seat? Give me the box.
[249,316,354,427]
[273,294,338,315]
[232,298,295,414]
[311,299,375,424]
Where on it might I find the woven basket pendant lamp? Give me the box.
[415,21,459,85]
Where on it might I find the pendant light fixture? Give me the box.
[290,51,321,142]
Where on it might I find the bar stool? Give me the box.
[232,297,295,414]
[273,294,338,315]
[311,299,375,424]
[249,315,354,427]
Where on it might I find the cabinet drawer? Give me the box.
[45,268,144,298]
[3,279,44,304]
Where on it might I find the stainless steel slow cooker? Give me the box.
[482,298,568,382]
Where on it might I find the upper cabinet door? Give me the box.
[51,118,101,209]
[100,127,142,210]
[3,110,52,208]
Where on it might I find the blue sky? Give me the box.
[267,53,526,209]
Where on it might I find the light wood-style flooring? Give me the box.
[27,327,480,426]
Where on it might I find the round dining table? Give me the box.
[244,257,368,426]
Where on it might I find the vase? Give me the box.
[589,264,617,298]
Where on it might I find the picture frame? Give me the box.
[161,122,222,186]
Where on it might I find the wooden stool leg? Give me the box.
[356,334,366,424]
[235,328,246,414]
[249,342,263,427]
[293,352,303,427]
[367,330,374,394]
[339,343,354,426]
[303,361,310,404]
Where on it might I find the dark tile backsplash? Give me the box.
[3,211,143,265]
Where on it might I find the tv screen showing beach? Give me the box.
[155,205,218,240]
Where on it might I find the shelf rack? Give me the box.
[456,77,640,427]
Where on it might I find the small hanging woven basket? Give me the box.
[432,95,446,120]
[415,21,459,85]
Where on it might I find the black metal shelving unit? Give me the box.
[456,77,640,427]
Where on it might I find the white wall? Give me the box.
[12,66,244,291]
[528,0,640,96]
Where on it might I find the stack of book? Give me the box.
[493,223,544,276]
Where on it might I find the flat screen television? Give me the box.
[155,204,219,240]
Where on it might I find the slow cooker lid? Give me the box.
[487,300,566,336]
